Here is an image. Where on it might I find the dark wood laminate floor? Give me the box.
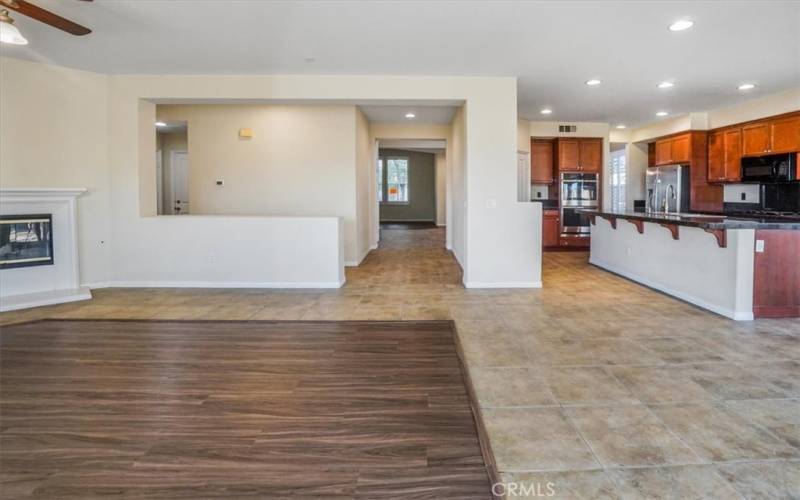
[0,320,492,499]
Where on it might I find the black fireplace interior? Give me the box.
[0,214,54,269]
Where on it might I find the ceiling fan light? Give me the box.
[0,11,27,45]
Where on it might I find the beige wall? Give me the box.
[354,107,372,263]
[2,57,538,288]
[709,87,800,129]
[0,57,111,285]
[449,106,467,263]
[156,104,360,262]
[435,152,447,226]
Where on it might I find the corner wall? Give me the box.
[0,57,111,286]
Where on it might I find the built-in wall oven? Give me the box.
[560,172,599,236]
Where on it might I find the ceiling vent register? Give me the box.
[558,125,578,133]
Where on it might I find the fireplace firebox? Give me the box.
[0,214,54,269]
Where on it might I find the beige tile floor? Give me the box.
[1,225,799,499]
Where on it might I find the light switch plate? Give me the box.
[755,240,765,253]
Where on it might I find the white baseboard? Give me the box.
[590,258,753,321]
[436,223,446,227]
[97,280,344,289]
[0,287,92,312]
[463,281,543,289]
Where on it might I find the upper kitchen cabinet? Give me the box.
[708,128,742,183]
[555,138,602,172]
[742,113,800,156]
[655,133,691,166]
[578,139,603,172]
[531,139,555,184]
[555,139,579,171]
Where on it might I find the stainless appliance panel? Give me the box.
[646,165,690,214]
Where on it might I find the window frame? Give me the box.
[380,155,410,205]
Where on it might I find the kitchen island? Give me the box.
[580,210,800,320]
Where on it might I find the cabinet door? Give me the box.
[556,139,580,171]
[578,139,602,172]
[770,116,800,154]
[671,135,691,163]
[707,130,725,182]
[742,123,771,156]
[531,139,555,184]
[542,213,560,247]
[655,139,672,165]
[723,128,742,182]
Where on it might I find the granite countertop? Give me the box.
[578,209,800,230]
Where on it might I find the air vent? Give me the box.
[558,125,577,133]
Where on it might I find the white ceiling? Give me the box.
[4,1,799,127]
[360,105,458,124]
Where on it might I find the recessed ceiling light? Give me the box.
[405,112,416,119]
[585,79,602,86]
[656,111,669,117]
[668,19,694,31]
[738,83,756,90]
[540,108,553,115]
[657,81,675,89]
[155,121,167,127]
[616,125,626,129]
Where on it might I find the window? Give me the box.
[378,157,409,204]
[610,148,627,211]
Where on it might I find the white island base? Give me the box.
[589,217,755,321]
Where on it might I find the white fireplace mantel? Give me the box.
[0,187,92,312]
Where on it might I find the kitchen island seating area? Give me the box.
[582,209,800,320]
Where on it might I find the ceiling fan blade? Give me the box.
[7,0,91,36]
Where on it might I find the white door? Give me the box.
[171,151,190,215]
[156,150,163,214]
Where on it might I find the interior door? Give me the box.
[171,151,190,215]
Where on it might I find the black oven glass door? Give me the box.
[561,207,591,234]
[561,174,598,204]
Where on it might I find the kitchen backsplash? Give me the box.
[531,184,550,200]
[723,183,760,204]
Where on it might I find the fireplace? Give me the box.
[0,214,54,269]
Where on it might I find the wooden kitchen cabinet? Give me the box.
[555,139,579,171]
[742,115,800,156]
[542,210,560,247]
[655,139,672,165]
[708,128,742,183]
[531,139,555,184]
[655,133,692,166]
[555,138,602,172]
[670,134,691,163]
[578,139,603,172]
[742,122,771,156]
[770,115,800,154]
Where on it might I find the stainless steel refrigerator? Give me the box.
[645,165,690,213]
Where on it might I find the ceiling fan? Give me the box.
[0,0,91,45]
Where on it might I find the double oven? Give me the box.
[560,173,599,236]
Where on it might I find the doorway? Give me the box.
[155,121,188,215]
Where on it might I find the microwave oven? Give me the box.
[741,153,797,183]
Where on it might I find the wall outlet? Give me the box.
[755,240,765,253]
[485,199,497,209]
[207,252,217,263]
[740,192,746,201]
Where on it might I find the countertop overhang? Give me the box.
[577,209,800,231]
